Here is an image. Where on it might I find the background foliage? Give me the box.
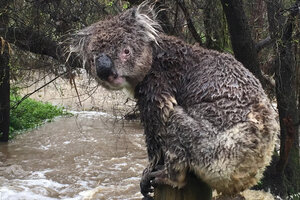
[9,93,68,139]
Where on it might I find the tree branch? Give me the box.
[257,1,299,53]
[178,0,203,44]
[0,26,82,69]
[255,36,275,52]
[11,71,68,109]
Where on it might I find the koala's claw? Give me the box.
[140,167,167,199]
[140,172,154,198]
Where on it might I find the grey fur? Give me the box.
[70,3,278,198]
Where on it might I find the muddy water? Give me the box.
[0,112,147,200]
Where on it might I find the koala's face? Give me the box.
[88,22,153,93]
[71,6,160,95]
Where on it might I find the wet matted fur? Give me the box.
[70,2,279,198]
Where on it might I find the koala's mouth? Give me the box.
[104,74,127,89]
[108,75,125,85]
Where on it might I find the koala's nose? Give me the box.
[95,53,115,80]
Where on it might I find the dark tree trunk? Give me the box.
[258,0,300,197]
[0,41,10,142]
[220,0,266,87]
[178,0,203,45]
[275,15,299,176]
[0,0,10,142]
[203,0,227,51]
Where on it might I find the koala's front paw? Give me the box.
[140,173,154,199]
[140,165,167,199]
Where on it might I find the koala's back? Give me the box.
[175,52,277,193]
[178,50,264,130]
[137,35,278,194]
[149,35,272,129]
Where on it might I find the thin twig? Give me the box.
[11,71,68,109]
[70,73,82,107]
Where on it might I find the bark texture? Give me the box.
[257,0,300,197]
[203,0,227,50]
[221,0,266,86]
[0,40,10,142]
[0,0,10,142]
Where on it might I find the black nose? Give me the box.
[95,53,115,80]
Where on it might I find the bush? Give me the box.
[9,95,69,139]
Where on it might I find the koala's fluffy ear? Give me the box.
[133,2,161,44]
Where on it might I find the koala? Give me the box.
[70,3,278,200]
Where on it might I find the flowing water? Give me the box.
[0,111,147,200]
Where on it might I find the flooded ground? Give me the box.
[0,71,148,200]
[0,112,147,200]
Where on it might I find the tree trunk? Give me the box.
[178,0,203,45]
[220,0,266,87]
[0,0,10,142]
[203,0,227,51]
[0,40,10,142]
[154,173,212,200]
[259,0,300,197]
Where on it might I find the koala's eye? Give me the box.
[124,49,130,55]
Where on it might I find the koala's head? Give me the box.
[70,3,161,95]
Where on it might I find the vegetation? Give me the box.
[9,94,69,139]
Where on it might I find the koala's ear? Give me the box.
[68,27,93,70]
[135,2,155,19]
[134,2,161,44]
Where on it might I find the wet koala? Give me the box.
[70,3,278,200]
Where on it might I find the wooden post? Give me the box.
[154,173,212,200]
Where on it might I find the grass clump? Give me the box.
[9,95,69,139]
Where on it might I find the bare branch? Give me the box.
[70,73,82,107]
[11,71,68,109]
[177,0,203,44]
[0,26,82,69]
[255,36,275,52]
